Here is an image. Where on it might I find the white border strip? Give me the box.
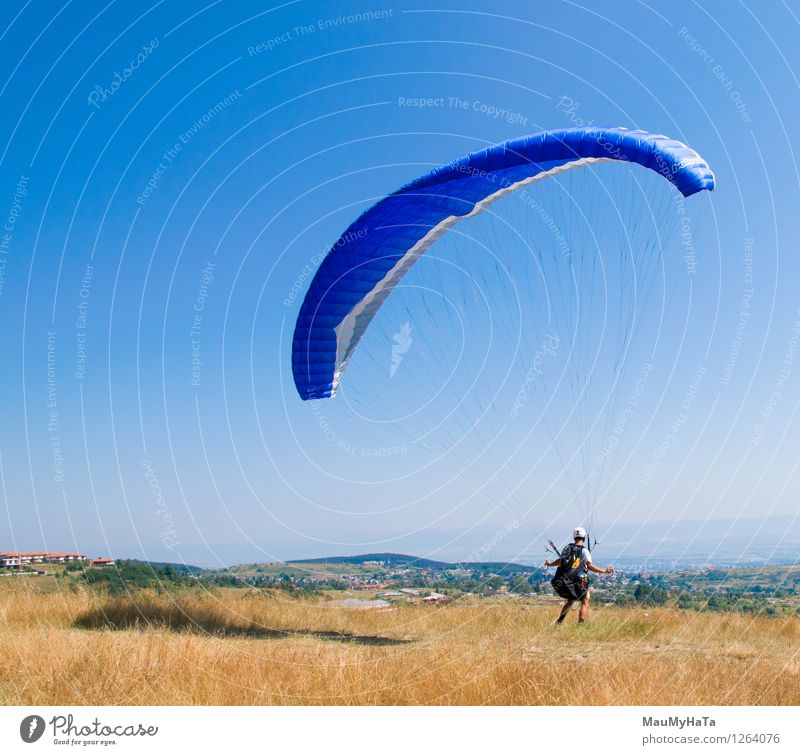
[4,706,795,752]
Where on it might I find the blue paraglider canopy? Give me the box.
[292,127,714,401]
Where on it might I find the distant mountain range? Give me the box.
[595,514,800,567]
[103,514,799,570]
[289,516,800,571]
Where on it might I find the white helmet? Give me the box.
[573,526,587,540]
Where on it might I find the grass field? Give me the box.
[0,581,798,705]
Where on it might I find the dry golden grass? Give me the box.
[0,581,798,705]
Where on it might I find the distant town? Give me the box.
[0,551,114,570]
[212,553,799,615]
[2,550,798,617]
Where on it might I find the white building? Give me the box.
[0,552,87,568]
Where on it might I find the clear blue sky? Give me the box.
[1,0,799,567]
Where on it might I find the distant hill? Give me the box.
[290,552,541,573]
[292,553,450,568]
[123,559,204,574]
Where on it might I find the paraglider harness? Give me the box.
[550,540,590,601]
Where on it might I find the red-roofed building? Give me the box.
[422,592,452,605]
